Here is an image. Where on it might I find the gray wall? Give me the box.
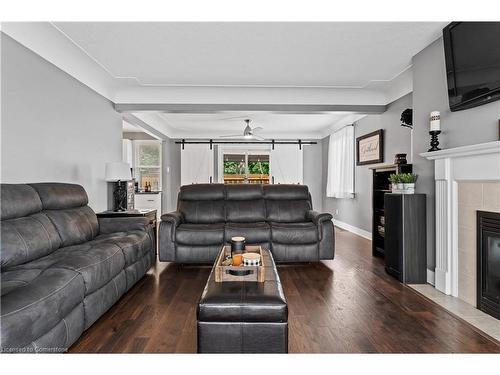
[1,33,122,211]
[412,37,500,270]
[322,94,413,232]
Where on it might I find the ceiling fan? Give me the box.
[219,119,265,140]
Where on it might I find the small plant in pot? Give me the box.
[399,173,418,194]
[388,174,401,192]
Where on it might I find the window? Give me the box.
[134,140,162,191]
[326,125,355,198]
[221,150,270,184]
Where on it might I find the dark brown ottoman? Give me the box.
[197,248,288,353]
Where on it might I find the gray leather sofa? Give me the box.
[160,184,334,263]
[0,183,155,353]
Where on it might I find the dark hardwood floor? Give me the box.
[69,228,500,353]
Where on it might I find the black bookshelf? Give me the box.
[370,164,412,257]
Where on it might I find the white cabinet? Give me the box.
[270,144,303,184]
[181,144,214,185]
[134,193,162,220]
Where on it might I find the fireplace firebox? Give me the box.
[477,210,500,320]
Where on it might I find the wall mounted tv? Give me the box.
[443,22,500,112]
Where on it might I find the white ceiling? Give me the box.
[52,22,444,88]
[154,111,365,138]
[3,22,446,138]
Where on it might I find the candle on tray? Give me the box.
[430,111,441,131]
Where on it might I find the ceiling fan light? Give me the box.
[244,134,252,139]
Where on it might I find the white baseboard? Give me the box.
[333,219,372,240]
[427,269,435,286]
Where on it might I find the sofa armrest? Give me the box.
[98,217,151,234]
[161,211,183,227]
[158,212,183,262]
[306,210,333,225]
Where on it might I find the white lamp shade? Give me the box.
[105,162,132,182]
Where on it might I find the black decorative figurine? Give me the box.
[428,130,441,152]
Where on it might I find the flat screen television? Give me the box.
[443,22,500,111]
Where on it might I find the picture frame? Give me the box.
[356,129,384,166]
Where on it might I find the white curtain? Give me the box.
[326,126,354,198]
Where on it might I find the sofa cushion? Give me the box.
[263,185,312,223]
[265,200,311,223]
[13,240,125,295]
[0,184,42,220]
[263,184,310,200]
[0,267,84,349]
[94,230,153,266]
[270,222,318,244]
[43,206,99,247]
[176,223,224,246]
[225,184,263,200]
[175,245,221,264]
[178,200,226,224]
[224,222,271,244]
[225,200,266,223]
[179,184,225,201]
[272,243,318,262]
[29,183,89,210]
[1,213,62,269]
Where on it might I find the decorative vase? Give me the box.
[394,153,407,165]
[403,183,415,194]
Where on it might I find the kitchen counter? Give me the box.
[135,191,162,195]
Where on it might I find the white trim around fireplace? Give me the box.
[420,141,500,297]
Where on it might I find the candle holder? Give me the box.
[428,130,441,152]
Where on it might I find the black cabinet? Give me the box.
[371,164,412,257]
[384,194,426,284]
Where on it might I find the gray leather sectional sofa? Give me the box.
[160,184,334,263]
[0,183,155,353]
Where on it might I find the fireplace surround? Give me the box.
[421,141,500,297]
[477,210,500,320]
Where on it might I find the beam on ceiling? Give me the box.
[122,114,168,140]
[114,103,387,114]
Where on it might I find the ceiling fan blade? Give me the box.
[252,134,266,141]
[219,115,251,121]
[218,134,244,138]
[251,126,263,132]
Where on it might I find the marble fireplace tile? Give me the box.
[458,205,479,230]
[458,273,476,307]
[482,182,500,211]
[458,226,476,256]
[458,182,483,207]
[458,248,476,280]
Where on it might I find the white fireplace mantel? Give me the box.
[421,141,500,296]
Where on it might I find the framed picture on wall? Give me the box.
[356,129,384,166]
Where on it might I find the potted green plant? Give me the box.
[388,174,400,192]
[399,173,418,194]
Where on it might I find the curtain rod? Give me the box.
[175,139,317,150]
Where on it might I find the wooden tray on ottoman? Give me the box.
[214,245,267,282]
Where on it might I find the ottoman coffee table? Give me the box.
[197,247,288,353]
